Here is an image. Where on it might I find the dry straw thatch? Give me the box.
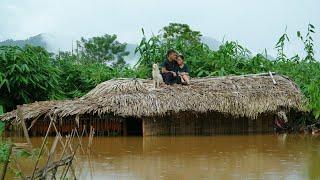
[0,73,305,123]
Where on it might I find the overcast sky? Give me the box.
[0,0,319,58]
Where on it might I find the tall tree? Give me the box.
[0,45,60,111]
[162,23,202,46]
[135,23,210,76]
[77,34,129,66]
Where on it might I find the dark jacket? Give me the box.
[175,64,190,74]
[160,59,177,73]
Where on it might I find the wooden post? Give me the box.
[17,105,32,148]
[31,117,53,179]
[269,71,277,85]
[41,134,60,178]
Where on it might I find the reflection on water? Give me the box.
[13,135,320,179]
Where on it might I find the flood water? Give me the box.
[11,134,320,179]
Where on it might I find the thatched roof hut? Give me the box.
[0,73,305,136]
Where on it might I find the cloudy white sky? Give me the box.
[0,0,319,58]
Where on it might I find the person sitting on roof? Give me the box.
[175,54,190,85]
[161,49,178,85]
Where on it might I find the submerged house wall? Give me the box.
[18,112,274,136]
[24,114,124,136]
[21,114,144,136]
[143,112,275,136]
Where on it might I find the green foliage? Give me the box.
[55,51,137,98]
[0,141,40,177]
[0,142,9,163]
[274,60,320,119]
[0,122,4,136]
[55,52,95,98]
[135,23,211,77]
[0,34,132,109]
[0,45,60,111]
[77,34,129,66]
[297,24,316,61]
[275,27,290,61]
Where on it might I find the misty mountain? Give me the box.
[0,34,48,48]
[0,34,222,66]
[200,36,221,50]
[124,43,140,66]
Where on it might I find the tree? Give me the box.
[77,34,129,66]
[0,45,60,111]
[297,23,316,62]
[135,23,211,76]
[55,50,137,99]
[162,23,202,47]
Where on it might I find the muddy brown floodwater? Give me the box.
[10,134,320,179]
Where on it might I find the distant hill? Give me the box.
[0,34,48,48]
[200,36,221,50]
[0,34,223,65]
[125,43,140,66]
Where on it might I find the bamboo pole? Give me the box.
[17,105,32,148]
[39,125,77,179]
[28,156,74,179]
[74,129,86,154]
[65,135,77,179]
[27,115,41,131]
[87,126,95,177]
[11,155,26,180]
[41,134,60,178]
[269,71,277,85]
[58,128,78,179]
[59,130,77,179]
[61,144,80,179]
[30,116,54,179]
[198,72,277,80]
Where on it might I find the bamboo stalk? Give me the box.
[55,133,77,180]
[17,105,32,148]
[28,156,73,179]
[30,116,54,179]
[59,134,73,177]
[87,126,95,178]
[59,129,77,179]
[61,144,80,180]
[41,134,60,178]
[269,71,277,85]
[59,128,79,179]
[46,125,77,179]
[11,155,27,180]
[66,138,77,179]
[58,135,71,179]
[27,115,41,131]
[74,126,87,177]
[74,129,86,154]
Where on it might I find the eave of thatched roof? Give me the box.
[0,73,306,122]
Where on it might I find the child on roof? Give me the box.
[175,54,190,85]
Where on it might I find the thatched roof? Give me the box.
[0,73,305,122]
